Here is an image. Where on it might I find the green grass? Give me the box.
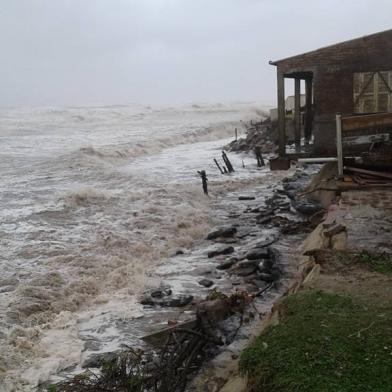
[335,250,392,275]
[355,250,392,275]
[240,291,392,392]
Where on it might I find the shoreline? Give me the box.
[43,161,322,391]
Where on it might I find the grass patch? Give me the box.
[336,250,392,275]
[240,291,392,392]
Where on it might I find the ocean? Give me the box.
[0,102,270,390]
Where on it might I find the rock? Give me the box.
[82,351,118,368]
[236,229,253,239]
[256,215,273,225]
[238,196,255,200]
[164,288,173,296]
[199,279,214,288]
[175,250,184,255]
[161,295,193,307]
[292,199,323,215]
[216,258,238,270]
[208,246,235,258]
[323,223,346,238]
[238,260,258,268]
[255,273,275,283]
[206,226,237,240]
[140,285,172,305]
[256,268,280,282]
[257,259,274,272]
[250,205,264,213]
[249,279,270,289]
[246,247,270,260]
[309,210,325,226]
[140,295,156,306]
[265,194,282,205]
[151,290,164,298]
[236,266,257,277]
[253,238,276,248]
[217,237,238,244]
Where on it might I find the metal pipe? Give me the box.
[298,157,338,163]
[336,114,343,176]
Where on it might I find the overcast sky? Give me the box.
[0,0,391,106]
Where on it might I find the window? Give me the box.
[353,71,392,113]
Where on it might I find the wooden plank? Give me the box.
[342,112,392,131]
[344,166,392,180]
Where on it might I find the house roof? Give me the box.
[269,29,392,67]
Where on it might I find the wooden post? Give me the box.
[235,128,238,141]
[222,151,234,173]
[336,114,343,177]
[294,78,301,153]
[213,158,224,174]
[277,70,286,156]
[304,78,313,144]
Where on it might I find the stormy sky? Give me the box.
[0,0,391,106]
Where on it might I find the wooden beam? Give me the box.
[294,78,301,152]
[277,70,286,156]
[304,78,312,143]
[342,112,392,132]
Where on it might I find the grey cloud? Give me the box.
[0,0,391,106]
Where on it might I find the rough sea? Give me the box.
[0,102,270,391]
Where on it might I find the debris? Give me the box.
[345,166,392,180]
[239,196,256,200]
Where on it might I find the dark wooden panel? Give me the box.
[342,113,392,131]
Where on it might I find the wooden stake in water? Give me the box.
[222,151,235,173]
[197,170,209,195]
[213,158,224,174]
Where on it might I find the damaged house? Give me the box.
[270,29,392,173]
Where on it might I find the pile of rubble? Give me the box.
[226,118,278,154]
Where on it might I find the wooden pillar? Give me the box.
[294,78,301,152]
[277,70,286,156]
[304,78,313,144]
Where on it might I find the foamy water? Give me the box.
[0,102,269,391]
